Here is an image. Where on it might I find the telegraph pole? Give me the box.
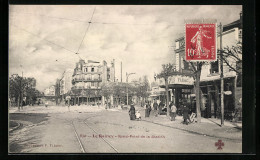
[219,22,224,126]
[20,65,23,109]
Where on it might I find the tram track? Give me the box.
[83,119,119,153]
[59,114,119,153]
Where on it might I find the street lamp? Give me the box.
[126,72,135,106]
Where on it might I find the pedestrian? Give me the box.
[129,104,136,120]
[105,101,107,109]
[108,101,111,109]
[182,104,191,125]
[148,102,152,116]
[153,100,158,110]
[45,101,48,108]
[158,101,163,115]
[135,110,141,120]
[145,102,149,117]
[170,102,177,121]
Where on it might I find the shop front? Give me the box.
[159,74,194,110]
[200,76,237,119]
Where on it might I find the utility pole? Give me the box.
[219,22,224,126]
[20,65,23,109]
[126,72,135,106]
[121,62,122,82]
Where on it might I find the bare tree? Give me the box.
[157,63,175,117]
[189,62,204,123]
[221,42,242,85]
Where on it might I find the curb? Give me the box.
[142,119,242,143]
[9,121,22,133]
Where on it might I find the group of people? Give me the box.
[128,100,194,125]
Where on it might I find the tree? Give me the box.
[189,62,204,123]
[157,63,175,117]
[84,87,94,105]
[100,82,114,103]
[9,75,40,109]
[131,76,150,106]
[221,42,242,86]
[24,77,37,105]
[9,74,23,108]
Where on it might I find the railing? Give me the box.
[72,78,102,82]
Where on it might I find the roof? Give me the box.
[223,19,242,32]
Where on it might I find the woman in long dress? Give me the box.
[129,104,136,120]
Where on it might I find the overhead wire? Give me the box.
[10,7,180,68]
[9,10,87,23]
[10,10,184,27]
[11,24,76,54]
[76,7,96,54]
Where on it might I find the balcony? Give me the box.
[72,78,102,83]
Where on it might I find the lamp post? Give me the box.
[126,72,135,106]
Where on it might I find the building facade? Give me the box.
[70,59,115,105]
[44,85,56,97]
[159,13,242,119]
[60,69,74,96]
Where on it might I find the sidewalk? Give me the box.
[138,110,242,142]
[9,105,106,114]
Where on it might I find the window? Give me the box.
[176,41,179,49]
[91,67,94,72]
[181,57,184,69]
[210,60,219,74]
[87,74,91,80]
[85,68,88,72]
[91,82,95,87]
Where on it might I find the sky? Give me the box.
[9,5,242,91]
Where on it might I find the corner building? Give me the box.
[70,59,115,105]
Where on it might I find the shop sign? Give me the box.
[185,23,217,61]
[159,75,194,86]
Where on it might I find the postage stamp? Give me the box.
[185,23,217,61]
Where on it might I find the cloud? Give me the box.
[9,5,242,91]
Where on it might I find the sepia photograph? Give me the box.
[8,5,243,153]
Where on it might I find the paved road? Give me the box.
[9,108,242,153]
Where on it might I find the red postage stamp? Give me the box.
[185,23,217,61]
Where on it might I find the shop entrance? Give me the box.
[204,91,218,118]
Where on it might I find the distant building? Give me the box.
[70,59,115,105]
[44,85,56,96]
[60,69,74,96]
[149,81,166,103]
